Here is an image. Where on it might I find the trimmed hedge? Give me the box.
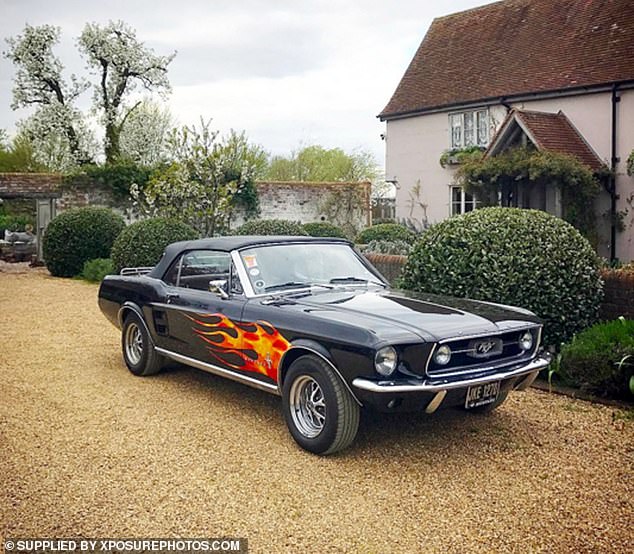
[362,239,413,256]
[303,222,348,238]
[235,219,308,236]
[43,207,125,277]
[356,223,417,244]
[558,318,634,399]
[400,207,603,347]
[111,217,198,273]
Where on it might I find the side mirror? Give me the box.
[209,280,229,299]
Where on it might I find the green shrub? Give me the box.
[43,207,125,277]
[82,161,152,199]
[235,219,308,236]
[400,207,603,347]
[80,258,114,282]
[302,222,348,238]
[0,214,34,233]
[356,223,417,244]
[111,217,198,273]
[362,239,413,256]
[558,318,634,399]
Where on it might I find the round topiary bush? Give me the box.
[302,222,348,238]
[43,207,125,277]
[356,223,417,245]
[235,219,308,236]
[399,207,603,347]
[111,217,198,273]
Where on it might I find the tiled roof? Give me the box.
[487,109,605,170]
[380,0,634,119]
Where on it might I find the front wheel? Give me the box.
[122,312,164,376]
[282,355,360,455]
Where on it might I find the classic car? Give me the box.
[98,236,551,455]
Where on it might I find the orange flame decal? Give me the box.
[186,313,290,381]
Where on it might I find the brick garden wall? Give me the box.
[242,181,371,233]
[1,174,372,231]
[364,253,408,284]
[599,269,634,320]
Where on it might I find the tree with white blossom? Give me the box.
[78,21,175,163]
[132,119,260,236]
[4,21,175,166]
[118,99,174,166]
[4,24,93,165]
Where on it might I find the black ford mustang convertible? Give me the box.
[99,236,550,454]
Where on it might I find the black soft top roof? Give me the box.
[149,235,350,278]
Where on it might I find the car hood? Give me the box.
[274,287,540,344]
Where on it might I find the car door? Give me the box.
[155,249,248,369]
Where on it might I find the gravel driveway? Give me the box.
[1,270,633,553]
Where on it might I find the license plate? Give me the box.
[465,381,500,409]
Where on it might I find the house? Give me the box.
[379,0,634,261]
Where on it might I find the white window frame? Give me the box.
[450,186,478,216]
[449,109,489,148]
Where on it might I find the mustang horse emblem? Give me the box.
[475,339,497,355]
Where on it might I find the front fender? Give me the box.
[277,339,363,406]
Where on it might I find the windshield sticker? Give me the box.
[243,255,258,268]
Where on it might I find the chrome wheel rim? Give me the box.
[124,323,143,366]
[289,375,326,438]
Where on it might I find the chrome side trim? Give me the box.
[353,355,550,394]
[425,390,447,414]
[277,346,363,407]
[155,347,280,395]
[117,303,155,346]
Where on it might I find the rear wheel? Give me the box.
[122,312,164,376]
[282,355,359,455]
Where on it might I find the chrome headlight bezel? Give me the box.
[375,346,398,377]
[433,344,452,365]
[519,330,534,351]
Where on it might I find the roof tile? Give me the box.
[380,0,634,118]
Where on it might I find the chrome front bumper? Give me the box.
[352,354,551,394]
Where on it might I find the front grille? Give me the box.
[427,327,540,377]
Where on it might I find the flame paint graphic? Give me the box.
[186,313,290,381]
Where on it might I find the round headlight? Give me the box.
[519,331,534,351]
[434,345,452,365]
[375,346,398,376]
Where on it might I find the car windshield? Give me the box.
[239,243,385,295]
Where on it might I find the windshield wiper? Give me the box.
[264,281,311,292]
[329,276,386,287]
[264,281,335,293]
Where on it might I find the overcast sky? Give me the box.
[0,0,494,165]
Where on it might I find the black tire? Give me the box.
[121,312,164,376]
[466,390,509,414]
[282,354,360,455]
